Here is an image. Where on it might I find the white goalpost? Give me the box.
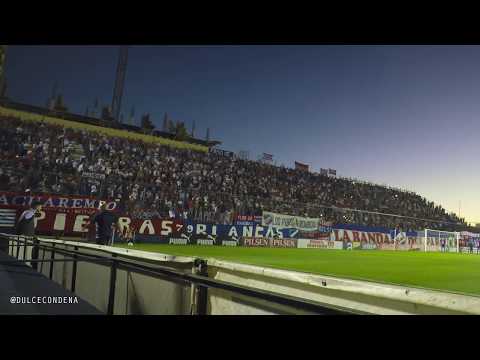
[422,229,460,253]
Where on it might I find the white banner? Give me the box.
[297,239,343,249]
[262,211,319,231]
[82,172,106,180]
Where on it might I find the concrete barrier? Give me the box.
[5,236,480,314]
[7,237,193,314]
[206,259,480,315]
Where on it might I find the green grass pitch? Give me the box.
[115,244,480,297]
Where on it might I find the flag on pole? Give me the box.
[0,209,16,228]
[262,153,273,162]
[295,161,309,172]
[328,168,337,176]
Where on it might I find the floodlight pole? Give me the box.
[111,46,129,123]
[0,45,7,97]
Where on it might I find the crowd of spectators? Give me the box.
[0,115,469,232]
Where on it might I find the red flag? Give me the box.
[295,161,309,172]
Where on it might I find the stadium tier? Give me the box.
[0,104,209,152]
[0,111,469,235]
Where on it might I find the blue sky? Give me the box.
[5,45,480,223]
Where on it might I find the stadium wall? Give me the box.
[206,259,480,315]
[0,106,208,152]
[8,237,193,314]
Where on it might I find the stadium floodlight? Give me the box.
[422,229,460,253]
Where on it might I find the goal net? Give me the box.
[421,229,459,253]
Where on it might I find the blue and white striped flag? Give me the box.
[262,153,273,162]
[0,209,17,228]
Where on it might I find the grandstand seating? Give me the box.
[0,103,209,152]
[0,112,469,233]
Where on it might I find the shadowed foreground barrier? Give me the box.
[2,234,479,314]
[0,234,355,315]
[0,250,101,314]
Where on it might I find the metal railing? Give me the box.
[0,234,358,315]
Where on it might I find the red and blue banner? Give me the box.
[0,191,471,252]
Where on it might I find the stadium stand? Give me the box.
[0,101,212,152]
[0,110,469,233]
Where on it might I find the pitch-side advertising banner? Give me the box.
[135,222,299,247]
[0,192,116,235]
[331,228,392,244]
[4,192,473,252]
[297,239,343,249]
[391,231,422,251]
[0,191,116,212]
